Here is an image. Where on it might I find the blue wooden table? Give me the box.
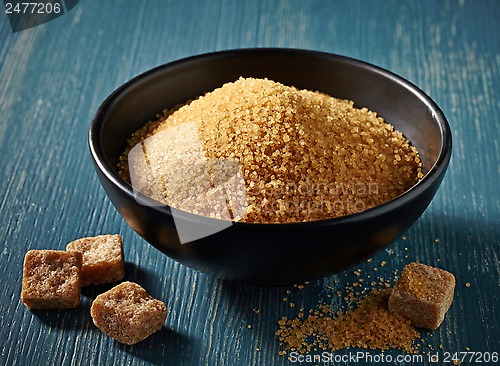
[1,1,499,365]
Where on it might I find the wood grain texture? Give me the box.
[1,0,499,365]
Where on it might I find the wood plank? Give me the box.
[1,1,498,365]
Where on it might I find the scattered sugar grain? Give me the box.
[276,289,419,354]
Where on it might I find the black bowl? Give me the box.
[89,48,451,285]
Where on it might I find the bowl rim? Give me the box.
[89,47,452,230]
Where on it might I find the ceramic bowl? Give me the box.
[89,49,451,284]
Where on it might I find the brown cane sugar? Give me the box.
[66,234,125,286]
[118,77,422,223]
[388,262,455,330]
[276,262,456,355]
[276,288,420,354]
[90,281,167,345]
[21,250,82,309]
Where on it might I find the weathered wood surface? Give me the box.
[0,1,498,365]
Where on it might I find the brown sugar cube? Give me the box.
[66,234,125,286]
[90,281,167,345]
[21,250,82,309]
[388,262,455,330]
